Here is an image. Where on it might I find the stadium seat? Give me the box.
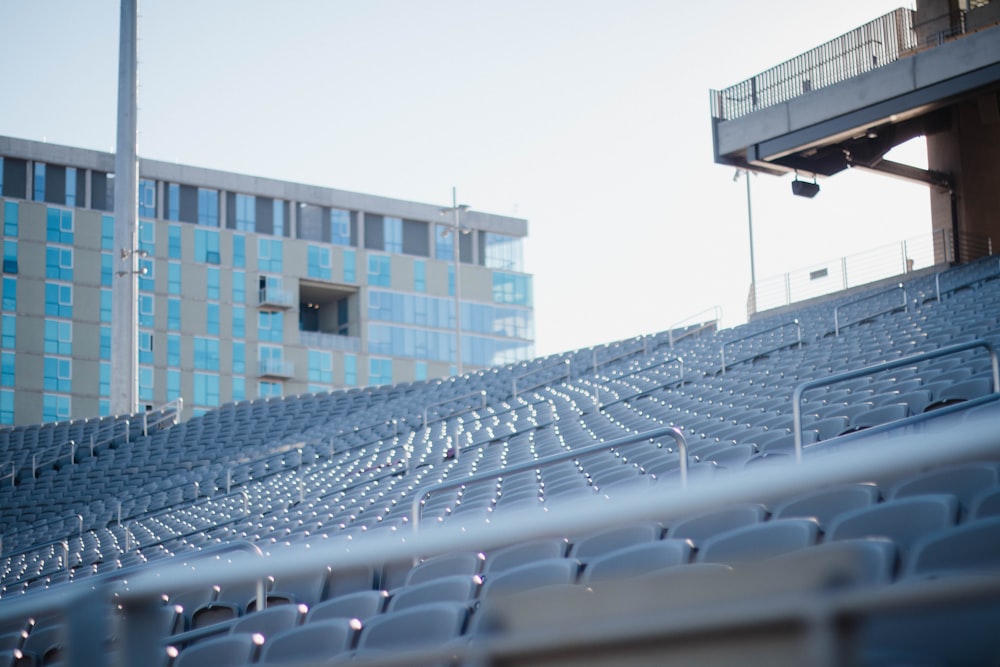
[579,539,695,584]
[905,516,1000,578]
[354,601,468,651]
[827,494,960,561]
[568,522,663,560]
[172,633,261,667]
[774,482,881,528]
[696,518,822,564]
[480,559,582,599]
[666,504,769,543]
[482,538,569,574]
[386,574,481,612]
[256,619,359,666]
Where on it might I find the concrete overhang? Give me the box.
[712,22,1000,178]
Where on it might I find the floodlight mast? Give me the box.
[440,188,471,376]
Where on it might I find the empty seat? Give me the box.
[173,633,261,667]
[305,590,389,624]
[387,574,481,612]
[229,604,304,639]
[905,516,1000,578]
[355,601,468,651]
[403,552,486,587]
[697,518,821,564]
[764,538,899,588]
[667,504,769,543]
[568,522,662,560]
[774,483,881,528]
[890,462,999,517]
[827,494,960,561]
[580,539,694,584]
[482,538,568,574]
[480,558,582,598]
[257,619,359,666]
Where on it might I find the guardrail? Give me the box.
[31,439,76,478]
[411,426,690,531]
[935,256,1000,301]
[512,359,571,401]
[593,356,686,411]
[720,320,801,374]
[668,306,722,348]
[422,390,487,431]
[141,397,183,436]
[834,283,907,337]
[791,339,1000,462]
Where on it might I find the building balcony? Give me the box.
[258,358,295,379]
[298,330,362,353]
[258,287,294,309]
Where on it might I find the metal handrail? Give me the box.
[31,439,76,478]
[720,320,801,374]
[668,306,722,348]
[512,358,572,401]
[422,390,487,430]
[595,356,686,411]
[834,283,907,337]
[0,461,13,488]
[792,339,1000,462]
[142,397,184,436]
[935,256,1000,301]
[411,426,689,531]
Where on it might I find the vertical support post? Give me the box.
[256,578,266,612]
[77,514,84,535]
[901,240,908,273]
[842,256,849,290]
[784,273,792,306]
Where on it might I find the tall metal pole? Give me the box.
[744,170,758,316]
[452,187,464,376]
[111,0,139,416]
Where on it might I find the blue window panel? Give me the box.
[235,193,255,232]
[368,254,390,287]
[139,330,154,365]
[415,361,428,382]
[139,179,156,218]
[232,305,245,339]
[1,351,14,387]
[206,303,220,335]
[492,272,533,307]
[448,265,455,296]
[167,369,181,401]
[3,240,17,275]
[138,294,154,328]
[308,245,331,280]
[273,200,285,238]
[232,270,245,304]
[1,277,14,311]
[45,247,73,281]
[0,389,11,424]
[167,184,180,221]
[4,203,19,237]
[193,337,220,371]
[64,167,77,207]
[42,394,71,423]
[44,320,72,356]
[138,219,155,255]
[233,234,245,268]
[0,158,3,197]
[258,381,282,398]
[343,249,356,282]
[435,224,454,260]
[99,362,110,397]
[43,357,72,393]
[168,225,182,259]
[231,376,245,402]
[45,283,73,318]
[1,315,14,349]
[193,373,220,407]
[330,208,351,246]
[384,217,403,253]
[198,188,219,227]
[139,366,154,402]
[138,257,154,292]
[308,350,333,384]
[258,238,283,273]
[194,229,220,264]
[46,208,73,244]
[33,163,45,201]
[100,289,112,323]
[100,326,111,360]
[232,341,245,374]
[344,354,357,386]
[101,215,114,250]
[168,262,182,295]
[414,260,426,293]
[98,399,110,417]
[167,334,180,367]
[258,310,283,342]
[101,253,113,287]
[206,267,220,300]
[369,358,393,386]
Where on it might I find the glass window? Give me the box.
[4,202,19,237]
[138,219,155,255]
[167,183,180,221]
[33,163,46,201]
[206,303,220,335]
[233,305,245,338]
[45,283,73,318]
[42,394,71,423]
[492,272,533,307]
[43,357,72,392]
[101,215,114,250]
[101,253,113,286]
[258,238,283,273]
[258,380,282,398]
[198,188,219,226]
[168,262,181,295]
[193,373,220,407]
[99,362,110,397]
[139,330,154,364]
[168,225,182,259]
[139,366,154,402]
[231,376,245,402]
[330,208,351,246]
[308,350,333,384]
[344,249,356,282]
[235,193,255,232]
[138,257,154,293]
[273,200,285,238]
[100,289,112,323]
[64,167,78,207]
[139,179,156,218]
[483,233,524,271]
[100,326,111,360]
[414,259,426,292]
[3,240,17,274]
[344,354,357,386]
[206,267,220,300]
[193,337,220,371]
[368,254,390,287]
[0,389,11,424]
[44,320,72,355]
[1,314,15,349]
[45,247,73,281]
[1,351,15,387]
[46,208,73,244]
[232,341,245,374]
[435,224,454,260]
[307,245,331,280]
[415,361,428,382]
[139,294,153,327]
[167,369,181,401]
[233,270,245,304]
[167,334,180,367]
[233,234,245,268]
[1,277,14,311]
[369,357,393,386]
[194,229,220,264]
[258,310,283,342]
[384,217,403,253]
[167,298,181,331]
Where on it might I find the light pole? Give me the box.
[735,169,758,316]
[440,187,470,376]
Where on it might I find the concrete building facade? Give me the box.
[0,135,534,425]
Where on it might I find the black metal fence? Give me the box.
[711,8,918,121]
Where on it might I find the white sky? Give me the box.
[1,0,930,357]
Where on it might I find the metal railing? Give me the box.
[422,390,488,431]
[30,440,77,478]
[834,283,908,337]
[258,358,295,378]
[720,320,802,374]
[297,330,362,353]
[710,8,917,120]
[512,358,572,401]
[791,339,1000,461]
[668,306,722,348]
[141,397,183,436]
[935,256,1000,301]
[410,426,690,531]
[257,287,294,308]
